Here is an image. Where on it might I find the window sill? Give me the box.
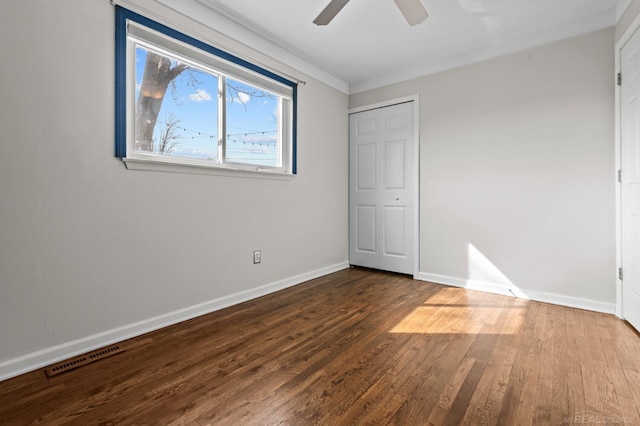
[122,157,295,180]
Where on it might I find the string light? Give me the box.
[154,119,277,147]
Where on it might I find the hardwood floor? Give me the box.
[1,268,639,425]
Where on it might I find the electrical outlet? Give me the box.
[253,250,261,264]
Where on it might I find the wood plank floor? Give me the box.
[1,268,640,425]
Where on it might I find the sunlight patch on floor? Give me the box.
[391,269,528,335]
[389,304,525,334]
[390,244,532,334]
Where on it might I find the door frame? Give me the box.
[616,15,640,319]
[348,95,420,278]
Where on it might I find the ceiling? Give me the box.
[164,0,628,93]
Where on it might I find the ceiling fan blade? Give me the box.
[393,0,429,26]
[313,0,351,25]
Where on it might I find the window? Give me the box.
[115,7,297,175]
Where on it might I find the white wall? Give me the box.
[350,28,616,311]
[0,0,348,379]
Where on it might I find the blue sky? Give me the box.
[135,46,279,166]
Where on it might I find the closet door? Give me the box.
[349,101,416,275]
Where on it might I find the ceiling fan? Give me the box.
[313,0,428,26]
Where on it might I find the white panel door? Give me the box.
[349,102,416,275]
[621,28,640,332]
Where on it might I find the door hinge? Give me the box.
[619,267,624,281]
[618,169,622,183]
[618,72,622,86]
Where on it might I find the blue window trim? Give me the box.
[114,6,298,174]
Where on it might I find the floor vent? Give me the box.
[44,344,125,377]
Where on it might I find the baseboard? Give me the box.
[418,272,616,315]
[0,261,350,382]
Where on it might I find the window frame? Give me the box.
[115,6,297,176]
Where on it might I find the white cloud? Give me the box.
[189,89,212,102]
[237,92,251,104]
[230,92,251,104]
